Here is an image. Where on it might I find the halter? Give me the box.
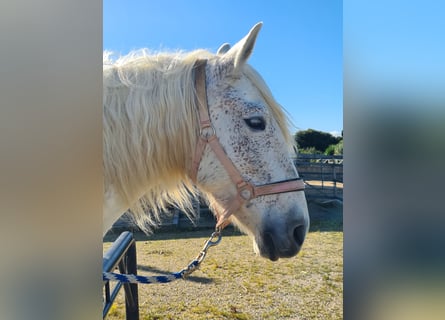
[189,59,305,229]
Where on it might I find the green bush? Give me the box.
[324,140,343,155]
[324,144,336,155]
[334,140,343,155]
[298,147,322,154]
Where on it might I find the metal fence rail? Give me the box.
[294,154,343,200]
[103,231,139,320]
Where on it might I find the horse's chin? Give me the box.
[252,236,280,261]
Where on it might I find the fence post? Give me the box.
[122,242,139,320]
[321,162,324,189]
[333,164,337,198]
[103,231,140,320]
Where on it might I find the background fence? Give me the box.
[294,154,343,200]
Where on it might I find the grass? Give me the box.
[104,205,342,319]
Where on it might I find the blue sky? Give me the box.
[104,1,342,136]
[344,1,445,98]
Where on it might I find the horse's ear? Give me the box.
[224,22,263,72]
[217,43,231,55]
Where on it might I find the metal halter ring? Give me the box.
[199,124,216,140]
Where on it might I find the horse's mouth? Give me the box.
[257,230,302,261]
[261,232,280,261]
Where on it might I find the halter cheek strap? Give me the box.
[190,59,305,229]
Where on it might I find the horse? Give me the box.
[103,22,309,261]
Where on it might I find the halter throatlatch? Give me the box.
[189,59,305,229]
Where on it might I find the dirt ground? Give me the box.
[305,180,343,188]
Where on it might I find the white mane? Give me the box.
[104,49,214,230]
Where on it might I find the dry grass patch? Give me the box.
[104,225,342,319]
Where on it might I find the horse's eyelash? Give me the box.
[244,116,266,131]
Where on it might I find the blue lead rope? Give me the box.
[103,230,221,284]
[103,271,183,284]
[102,260,199,284]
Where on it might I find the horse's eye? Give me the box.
[244,116,266,131]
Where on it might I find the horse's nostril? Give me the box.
[293,224,306,247]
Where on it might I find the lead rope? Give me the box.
[103,229,222,284]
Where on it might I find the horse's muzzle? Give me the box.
[257,215,309,261]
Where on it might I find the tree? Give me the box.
[295,129,341,153]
